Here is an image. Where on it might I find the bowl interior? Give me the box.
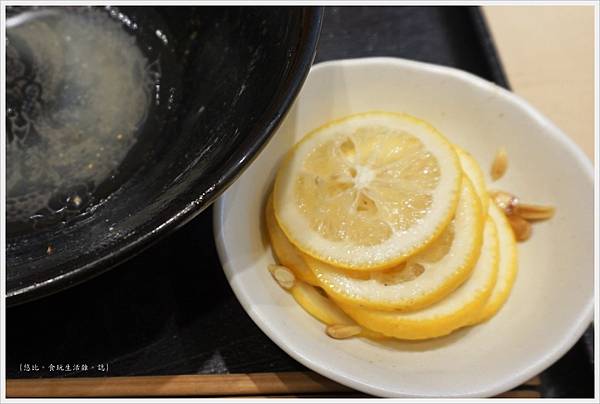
[215,58,594,397]
[7,6,321,303]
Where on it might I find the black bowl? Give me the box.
[6,6,322,305]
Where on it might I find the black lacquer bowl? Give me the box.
[6,6,322,305]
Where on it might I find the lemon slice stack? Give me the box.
[267,112,518,340]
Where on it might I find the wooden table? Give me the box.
[6,5,594,399]
[483,5,595,162]
[7,372,543,398]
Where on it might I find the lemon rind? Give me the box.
[265,195,321,286]
[291,281,385,340]
[455,146,490,219]
[273,111,462,271]
[470,202,518,324]
[336,218,500,340]
[306,178,484,312]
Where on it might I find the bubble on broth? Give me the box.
[6,8,154,225]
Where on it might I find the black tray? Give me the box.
[6,6,594,398]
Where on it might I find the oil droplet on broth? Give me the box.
[6,8,155,226]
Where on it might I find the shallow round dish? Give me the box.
[213,58,594,397]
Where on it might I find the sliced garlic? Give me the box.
[268,264,296,290]
[326,324,362,339]
[490,147,508,181]
[490,190,519,216]
[507,214,532,241]
[518,204,555,221]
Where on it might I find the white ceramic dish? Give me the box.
[213,58,594,398]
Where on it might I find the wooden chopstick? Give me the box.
[495,390,541,398]
[6,371,352,397]
[6,372,542,398]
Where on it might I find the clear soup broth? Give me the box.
[6,6,176,235]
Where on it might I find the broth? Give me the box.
[6,7,173,234]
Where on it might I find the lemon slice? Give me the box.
[291,281,355,325]
[290,281,384,339]
[265,195,320,286]
[337,217,499,340]
[273,112,462,270]
[306,178,484,311]
[455,147,489,216]
[470,202,518,324]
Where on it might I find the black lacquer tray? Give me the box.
[6,6,593,398]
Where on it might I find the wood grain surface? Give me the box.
[6,372,541,398]
[483,5,596,161]
[5,6,593,399]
